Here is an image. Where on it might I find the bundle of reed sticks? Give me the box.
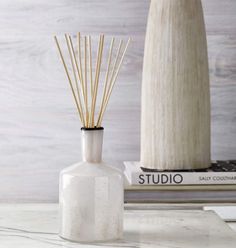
[54,33,130,128]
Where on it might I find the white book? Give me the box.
[124,161,236,186]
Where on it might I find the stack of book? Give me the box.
[124,160,236,203]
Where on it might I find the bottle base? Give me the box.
[59,234,123,243]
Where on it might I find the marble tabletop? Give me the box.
[0,204,235,248]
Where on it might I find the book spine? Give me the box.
[130,172,236,185]
[124,190,236,203]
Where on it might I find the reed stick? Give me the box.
[88,36,93,98]
[97,37,115,125]
[65,34,85,125]
[96,39,123,126]
[77,33,86,105]
[84,36,89,126]
[103,40,123,105]
[97,38,130,127]
[89,35,104,127]
[68,35,82,86]
[54,36,85,126]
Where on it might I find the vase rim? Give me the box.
[81,127,104,131]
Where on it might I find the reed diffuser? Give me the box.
[54,33,130,242]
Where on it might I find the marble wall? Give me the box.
[0,0,235,202]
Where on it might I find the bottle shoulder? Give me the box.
[60,161,123,178]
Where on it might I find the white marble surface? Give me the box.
[0,204,236,247]
[204,206,236,221]
[228,223,236,232]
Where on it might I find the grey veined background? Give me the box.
[0,0,235,202]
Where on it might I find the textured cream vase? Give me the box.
[141,0,211,170]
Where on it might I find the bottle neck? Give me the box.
[81,128,104,163]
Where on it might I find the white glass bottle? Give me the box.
[59,127,123,242]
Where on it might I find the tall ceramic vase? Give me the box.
[59,128,123,242]
[141,0,211,170]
